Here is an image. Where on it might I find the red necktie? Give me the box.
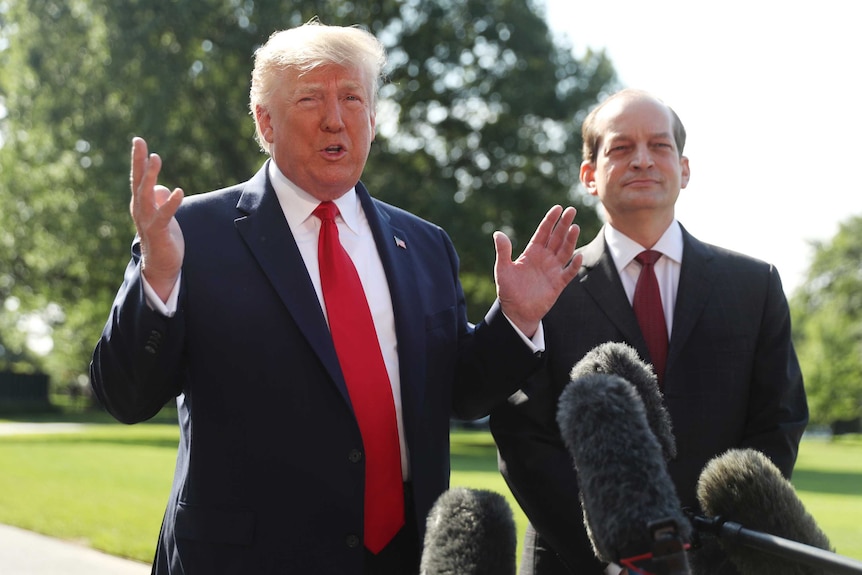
[633,250,668,386]
[313,201,404,554]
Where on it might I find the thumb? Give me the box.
[493,231,513,267]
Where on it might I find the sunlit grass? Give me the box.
[0,422,859,566]
[0,424,177,562]
[792,435,862,559]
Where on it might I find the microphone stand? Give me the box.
[620,518,692,575]
[689,514,862,575]
[649,518,692,575]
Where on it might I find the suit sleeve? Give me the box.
[434,227,544,420]
[90,240,186,423]
[739,265,808,477]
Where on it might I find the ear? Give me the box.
[580,160,598,196]
[680,155,691,189]
[255,105,274,143]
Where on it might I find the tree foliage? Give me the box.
[791,215,862,427]
[0,0,615,387]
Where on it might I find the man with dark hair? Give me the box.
[491,88,808,575]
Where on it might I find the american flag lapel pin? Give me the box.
[394,235,407,250]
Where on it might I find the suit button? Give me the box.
[346,534,360,548]
[348,449,362,463]
[145,330,162,354]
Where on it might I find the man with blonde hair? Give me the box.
[91,20,582,574]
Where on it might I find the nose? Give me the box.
[630,144,655,169]
[321,97,345,132]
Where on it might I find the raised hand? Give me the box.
[493,205,582,338]
[129,137,185,302]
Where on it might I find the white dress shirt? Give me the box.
[267,162,411,480]
[604,221,684,337]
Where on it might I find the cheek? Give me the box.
[603,165,624,184]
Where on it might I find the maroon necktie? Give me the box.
[633,250,668,386]
[313,201,404,554]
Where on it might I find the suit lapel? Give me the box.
[578,226,716,378]
[356,183,427,425]
[232,164,348,401]
[666,227,715,368]
[578,231,647,351]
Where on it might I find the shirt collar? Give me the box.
[604,220,684,270]
[267,160,359,233]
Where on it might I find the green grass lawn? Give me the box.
[0,423,177,562]
[0,419,859,566]
[791,434,862,559]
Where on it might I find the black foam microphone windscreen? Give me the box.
[569,341,676,460]
[556,372,692,566]
[420,487,517,575]
[696,448,833,575]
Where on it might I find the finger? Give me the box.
[527,205,564,248]
[147,185,184,225]
[131,153,164,220]
[561,251,584,283]
[557,221,580,263]
[545,206,578,254]
[130,137,149,194]
[152,185,173,208]
[160,187,185,220]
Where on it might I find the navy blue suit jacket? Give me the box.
[91,163,541,574]
[490,226,809,574]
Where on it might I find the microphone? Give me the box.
[691,448,862,575]
[557,372,692,574]
[569,341,676,460]
[420,487,517,575]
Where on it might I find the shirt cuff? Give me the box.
[485,299,545,354]
[142,271,181,318]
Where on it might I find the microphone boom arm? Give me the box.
[691,515,862,575]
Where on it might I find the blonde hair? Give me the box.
[249,20,387,153]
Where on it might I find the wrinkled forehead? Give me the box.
[283,63,375,97]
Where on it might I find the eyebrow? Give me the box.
[294,79,367,95]
[608,131,673,140]
[604,132,675,150]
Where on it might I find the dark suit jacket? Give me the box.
[90,163,542,574]
[490,225,809,574]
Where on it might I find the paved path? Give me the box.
[0,422,88,435]
[0,422,152,573]
[0,522,151,574]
